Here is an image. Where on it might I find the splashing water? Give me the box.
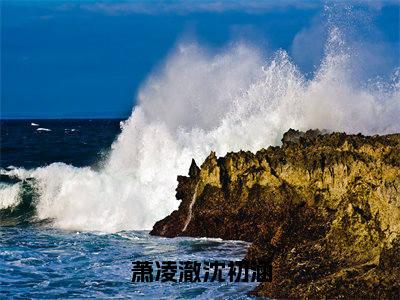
[182,182,200,232]
[1,28,399,232]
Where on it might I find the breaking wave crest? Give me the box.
[1,27,399,232]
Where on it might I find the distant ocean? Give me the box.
[1,119,122,169]
[0,119,255,299]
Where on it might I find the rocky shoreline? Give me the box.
[151,129,400,298]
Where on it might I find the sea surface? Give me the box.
[0,120,257,299]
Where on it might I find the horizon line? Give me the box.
[0,116,129,120]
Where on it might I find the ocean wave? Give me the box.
[0,178,46,226]
[1,22,399,232]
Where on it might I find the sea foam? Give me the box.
[1,27,399,232]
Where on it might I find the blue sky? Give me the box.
[1,0,399,119]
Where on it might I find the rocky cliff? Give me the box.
[151,129,400,298]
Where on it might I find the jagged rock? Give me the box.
[188,159,200,178]
[281,128,326,145]
[150,129,400,298]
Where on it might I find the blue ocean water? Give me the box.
[0,120,257,299]
[0,119,123,169]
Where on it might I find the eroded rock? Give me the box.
[151,129,400,298]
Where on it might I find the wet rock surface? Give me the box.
[151,129,400,298]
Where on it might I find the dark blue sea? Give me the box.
[0,120,256,299]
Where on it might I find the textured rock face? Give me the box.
[151,129,400,298]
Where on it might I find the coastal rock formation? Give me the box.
[151,129,400,298]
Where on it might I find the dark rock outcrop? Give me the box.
[151,129,400,298]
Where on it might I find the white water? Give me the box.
[182,182,200,232]
[0,182,22,210]
[1,27,399,232]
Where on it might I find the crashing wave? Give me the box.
[1,25,399,232]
